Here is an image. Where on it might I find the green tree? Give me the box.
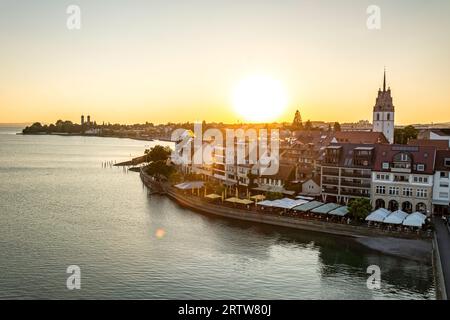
[145,145,172,163]
[394,125,418,144]
[265,192,283,201]
[145,160,174,180]
[347,198,372,220]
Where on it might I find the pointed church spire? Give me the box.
[383,67,386,92]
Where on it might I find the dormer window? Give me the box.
[382,162,390,170]
[417,164,425,172]
[445,158,450,167]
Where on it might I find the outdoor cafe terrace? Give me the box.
[173,181,432,237]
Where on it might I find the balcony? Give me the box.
[340,181,371,188]
[322,177,339,185]
[322,169,339,176]
[323,188,339,194]
[341,171,371,179]
[340,190,370,197]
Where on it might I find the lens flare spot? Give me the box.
[155,228,166,239]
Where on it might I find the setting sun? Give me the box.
[232,75,288,123]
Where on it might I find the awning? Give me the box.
[175,181,204,190]
[256,200,274,207]
[292,201,324,212]
[225,197,253,205]
[237,199,254,205]
[296,195,315,201]
[225,197,240,204]
[252,185,296,195]
[269,198,309,209]
[328,206,349,217]
[251,194,266,201]
[384,210,408,225]
[205,193,221,199]
[432,199,450,206]
[312,203,341,214]
[403,211,427,227]
[365,208,391,222]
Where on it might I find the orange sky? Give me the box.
[0,1,449,125]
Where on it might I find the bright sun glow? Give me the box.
[232,75,288,123]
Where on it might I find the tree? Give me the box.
[347,198,372,220]
[394,125,418,144]
[265,192,283,201]
[333,122,341,132]
[292,110,303,130]
[145,145,172,163]
[145,160,174,180]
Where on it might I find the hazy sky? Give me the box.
[0,0,449,125]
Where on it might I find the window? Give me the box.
[440,182,449,188]
[376,174,389,181]
[376,186,386,194]
[416,189,428,198]
[417,164,425,172]
[382,162,390,170]
[389,186,399,196]
[387,113,390,121]
[413,176,429,184]
[402,187,413,197]
[400,154,409,162]
[445,158,450,167]
[394,175,408,182]
[377,113,380,121]
[441,171,449,178]
[439,192,449,198]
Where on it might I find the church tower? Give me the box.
[372,69,395,144]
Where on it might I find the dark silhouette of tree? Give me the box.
[333,122,341,132]
[292,110,303,129]
[304,120,313,131]
[394,125,418,144]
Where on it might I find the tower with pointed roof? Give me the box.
[372,69,395,144]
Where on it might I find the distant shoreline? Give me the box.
[16,131,173,143]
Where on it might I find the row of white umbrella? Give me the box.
[365,208,427,227]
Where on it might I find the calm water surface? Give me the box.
[0,127,435,299]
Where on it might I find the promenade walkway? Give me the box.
[434,217,450,299]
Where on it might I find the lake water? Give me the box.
[0,127,435,299]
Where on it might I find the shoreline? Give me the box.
[17,131,173,143]
[140,170,432,263]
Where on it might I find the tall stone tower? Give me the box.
[372,70,395,144]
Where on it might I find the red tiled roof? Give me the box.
[332,131,388,144]
[408,139,449,150]
[373,144,437,174]
[435,150,450,171]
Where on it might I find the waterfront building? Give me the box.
[432,150,450,215]
[417,129,450,148]
[81,115,85,126]
[87,115,91,125]
[372,70,395,144]
[371,144,436,214]
[320,143,376,204]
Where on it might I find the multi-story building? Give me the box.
[371,145,436,214]
[320,144,375,204]
[432,150,450,215]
